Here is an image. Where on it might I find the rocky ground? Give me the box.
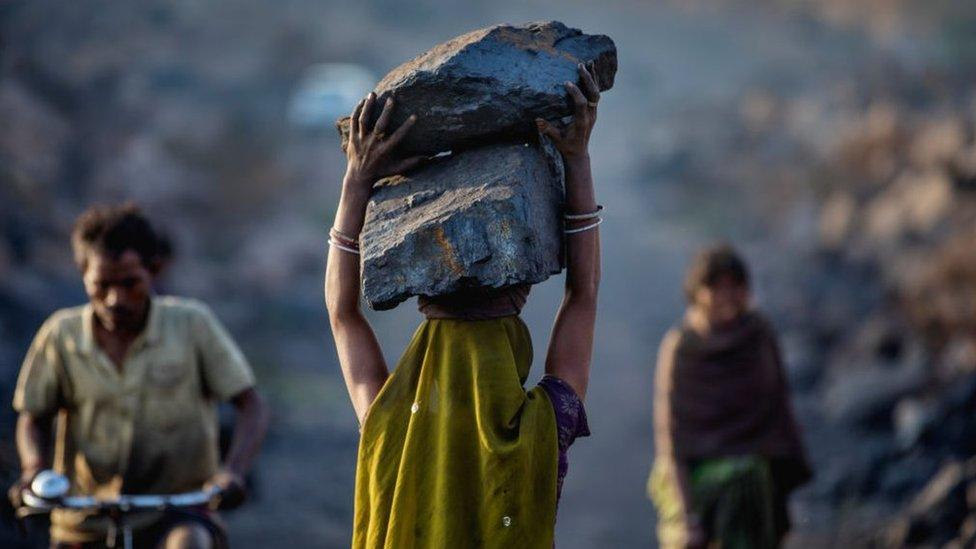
[664,23,976,543]
[2,1,975,548]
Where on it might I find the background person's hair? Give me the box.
[683,243,750,303]
[71,203,169,271]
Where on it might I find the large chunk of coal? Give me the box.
[360,138,565,310]
[338,20,616,155]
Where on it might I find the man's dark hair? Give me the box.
[71,203,167,271]
[683,243,750,302]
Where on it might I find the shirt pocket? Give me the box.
[141,388,197,432]
[144,342,195,391]
[141,354,198,431]
[147,360,188,390]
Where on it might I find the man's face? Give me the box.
[82,250,153,332]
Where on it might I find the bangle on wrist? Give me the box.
[328,239,361,255]
[564,205,603,220]
[564,217,602,234]
[329,227,361,255]
[330,227,359,246]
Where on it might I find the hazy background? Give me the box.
[2,1,976,547]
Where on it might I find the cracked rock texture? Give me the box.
[360,136,565,310]
[338,20,616,155]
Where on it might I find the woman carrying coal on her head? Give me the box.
[649,244,813,549]
[325,63,602,548]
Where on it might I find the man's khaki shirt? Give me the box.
[13,296,255,543]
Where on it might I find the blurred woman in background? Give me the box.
[649,244,811,549]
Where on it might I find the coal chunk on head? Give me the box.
[337,20,617,155]
[360,137,565,310]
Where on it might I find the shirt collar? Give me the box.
[79,304,96,356]
[79,298,161,356]
[143,298,162,346]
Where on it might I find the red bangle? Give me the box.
[329,227,360,248]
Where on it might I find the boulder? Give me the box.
[360,136,565,310]
[338,20,616,155]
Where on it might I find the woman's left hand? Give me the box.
[535,62,601,163]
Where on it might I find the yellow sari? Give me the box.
[353,316,558,548]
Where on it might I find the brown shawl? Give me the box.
[655,309,810,480]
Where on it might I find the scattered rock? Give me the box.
[877,452,940,501]
[337,21,617,155]
[863,170,953,245]
[939,339,976,380]
[883,458,976,548]
[818,191,857,250]
[811,433,894,502]
[0,79,70,192]
[359,137,565,310]
[910,118,967,169]
[894,397,939,450]
[824,362,926,427]
[949,144,976,190]
[823,316,929,426]
[903,231,976,348]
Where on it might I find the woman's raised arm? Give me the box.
[325,93,424,425]
[538,63,603,400]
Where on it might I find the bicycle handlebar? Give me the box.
[21,487,219,512]
[19,470,219,515]
[17,471,222,549]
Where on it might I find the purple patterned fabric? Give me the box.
[538,375,591,503]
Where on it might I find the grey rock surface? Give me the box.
[338,20,616,155]
[360,136,565,310]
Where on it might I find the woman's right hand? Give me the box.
[343,92,425,195]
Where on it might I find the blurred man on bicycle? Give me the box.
[9,204,269,548]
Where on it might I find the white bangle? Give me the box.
[564,205,603,220]
[328,239,361,255]
[564,217,603,234]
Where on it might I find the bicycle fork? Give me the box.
[105,510,134,549]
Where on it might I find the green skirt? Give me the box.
[648,455,778,549]
[353,317,558,548]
